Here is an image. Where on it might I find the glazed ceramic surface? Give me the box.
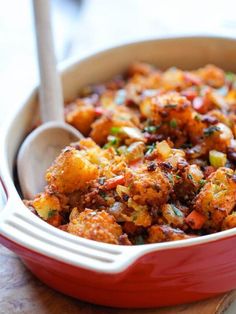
[1,37,236,308]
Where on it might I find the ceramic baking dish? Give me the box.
[1,36,236,308]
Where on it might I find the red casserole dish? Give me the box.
[1,36,236,308]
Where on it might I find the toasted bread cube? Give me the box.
[194,167,236,229]
[125,166,171,206]
[90,107,139,145]
[68,208,122,244]
[222,212,236,230]
[77,137,99,150]
[140,92,192,124]
[162,204,185,228]
[140,93,193,146]
[46,147,99,193]
[147,225,190,243]
[66,105,96,135]
[32,192,61,220]
[196,64,225,88]
[204,123,233,153]
[174,164,204,202]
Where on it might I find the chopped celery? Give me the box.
[209,150,227,168]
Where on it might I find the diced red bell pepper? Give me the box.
[193,96,212,114]
[185,210,206,230]
[181,90,198,101]
[129,159,142,170]
[104,175,125,190]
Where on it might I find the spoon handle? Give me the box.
[32,0,64,123]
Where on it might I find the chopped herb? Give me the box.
[181,143,193,149]
[47,209,57,219]
[194,114,201,121]
[165,104,177,108]
[98,177,106,185]
[175,174,181,180]
[99,190,107,198]
[110,126,122,135]
[144,125,160,133]
[166,173,173,184]
[171,205,183,217]
[103,136,118,148]
[199,179,206,187]
[145,143,156,155]
[226,72,235,82]
[117,145,127,155]
[203,125,220,137]
[187,173,193,181]
[169,119,178,128]
[226,172,233,179]
[134,235,145,245]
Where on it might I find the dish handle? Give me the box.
[0,176,22,231]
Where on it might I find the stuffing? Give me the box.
[26,63,236,245]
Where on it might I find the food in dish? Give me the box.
[26,63,236,245]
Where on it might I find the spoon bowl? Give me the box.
[17,121,83,199]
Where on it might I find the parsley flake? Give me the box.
[145,143,156,155]
[47,210,57,219]
[199,179,206,187]
[226,72,235,82]
[194,114,201,121]
[203,126,220,137]
[166,173,174,184]
[187,173,193,180]
[165,104,177,108]
[99,190,107,198]
[170,119,178,128]
[171,205,183,217]
[110,126,122,135]
[144,125,160,133]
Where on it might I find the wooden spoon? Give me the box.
[17,0,83,200]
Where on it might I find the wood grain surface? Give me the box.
[0,244,235,314]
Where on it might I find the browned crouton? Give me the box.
[147,225,191,243]
[66,105,96,135]
[90,107,140,145]
[194,168,236,230]
[32,192,61,220]
[46,147,99,193]
[125,166,171,207]
[68,208,122,244]
[196,64,225,88]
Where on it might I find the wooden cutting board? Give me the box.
[0,244,235,314]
